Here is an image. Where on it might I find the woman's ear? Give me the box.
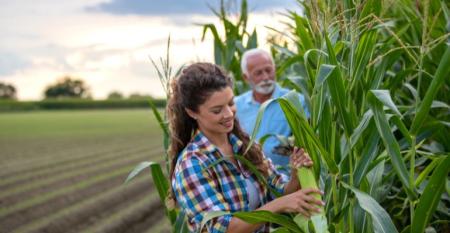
[184,108,197,120]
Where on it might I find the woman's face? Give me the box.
[187,86,236,135]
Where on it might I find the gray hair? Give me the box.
[240,48,274,75]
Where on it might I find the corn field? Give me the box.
[127,0,450,232]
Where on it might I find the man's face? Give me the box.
[244,53,276,95]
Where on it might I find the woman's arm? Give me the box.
[226,187,324,233]
[226,147,322,233]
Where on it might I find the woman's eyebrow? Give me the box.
[209,104,223,109]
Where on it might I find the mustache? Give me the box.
[256,80,275,87]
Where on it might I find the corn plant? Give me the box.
[127,1,449,232]
[264,0,449,232]
[201,0,258,94]
[125,37,190,233]
[205,0,449,232]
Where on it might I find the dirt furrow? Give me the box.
[0,150,161,208]
[0,145,155,192]
[23,179,157,233]
[0,143,147,181]
[0,164,157,232]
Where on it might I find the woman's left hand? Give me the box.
[290,147,313,169]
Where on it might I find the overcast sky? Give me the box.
[0,0,299,100]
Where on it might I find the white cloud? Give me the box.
[0,0,299,100]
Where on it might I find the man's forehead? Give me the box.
[248,54,273,67]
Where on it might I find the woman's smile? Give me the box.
[221,118,234,129]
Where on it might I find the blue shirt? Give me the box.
[234,84,309,170]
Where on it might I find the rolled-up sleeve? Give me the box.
[173,155,232,233]
[265,158,289,200]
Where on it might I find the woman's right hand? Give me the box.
[273,188,324,218]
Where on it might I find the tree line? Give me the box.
[0,76,153,100]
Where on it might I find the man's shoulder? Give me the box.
[276,85,305,99]
[234,90,252,105]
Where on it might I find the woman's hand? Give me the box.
[280,188,324,217]
[260,188,324,218]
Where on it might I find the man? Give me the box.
[234,48,309,172]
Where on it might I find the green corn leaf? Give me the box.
[238,0,248,29]
[233,211,301,232]
[279,91,339,174]
[245,98,276,155]
[246,28,258,49]
[201,24,225,65]
[323,37,354,135]
[148,98,168,138]
[235,154,282,197]
[349,110,374,149]
[342,183,399,233]
[370,90,401,116]
[214,40,224,65]
[391,115,412,146]
[314,64,335,90]
[352,30,377,83]
[201,210,301,233]
[173,210,189,233]
[124,161,154,184]
[353,129,380,187]
[414,158,440,188]
[311,215,329,233]
[258,133,277,148]
[201,24,221,43]
[294,14,314,53]
[271,227,293,233]
[277,54,304,79]
[125,161,176,224]
[411,155,450,233]
[293,214,309,233]
[410,44,450,135]
[368,91,417,200]
[368,160,386,202]
[235,40,245,53]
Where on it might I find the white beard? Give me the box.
[254,80,275,95]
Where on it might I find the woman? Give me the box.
[168,63,323,233]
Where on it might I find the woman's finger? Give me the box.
[302,188,324,196]
[296,205,310,218]
[303,193,325,207]
[301,201,321,213]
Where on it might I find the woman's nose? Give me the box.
[224,106,234,118]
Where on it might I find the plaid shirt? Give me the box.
[172,130,288,233]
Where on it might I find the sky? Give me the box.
[0,0,299,100]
